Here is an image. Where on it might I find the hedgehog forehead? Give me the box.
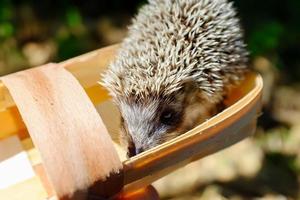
[108,69,183,98]
[108,47,191,98]
[117,90,184,112]
[119,97,160,123]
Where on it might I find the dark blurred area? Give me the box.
[0,0,146,75]
[0,0,299,199]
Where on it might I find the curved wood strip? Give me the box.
[1,64,122,199]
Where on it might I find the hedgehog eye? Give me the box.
[160,109,177,125]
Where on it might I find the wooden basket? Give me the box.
[0,45,263,199]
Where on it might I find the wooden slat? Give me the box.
[21,138,42,166]
[0,177,48,200]
[0,64,122,199]
[0,107,27,140]
[61,44,119,88]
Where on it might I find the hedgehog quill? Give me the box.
[101,0,248,157]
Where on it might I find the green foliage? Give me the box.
[65,7,83,28]
[233,0,300,80]
[0,22,14,38]
[0,0,14,39]
[248,22,284,56]
[56,34,89,61]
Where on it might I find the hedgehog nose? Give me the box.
[128,146,144,157]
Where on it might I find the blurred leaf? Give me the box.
[56,34,88,61]
[0,0,13,21]
[248,22,284,56]
[0,22,14,38]
[66,7,83,28]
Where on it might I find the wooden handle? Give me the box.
[0,64,122,199]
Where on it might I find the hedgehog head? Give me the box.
[102,62,192,156]
[102,61,219,157]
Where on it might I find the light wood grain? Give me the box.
[0,177,47,200]
[0,64,122,199]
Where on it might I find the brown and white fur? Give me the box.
[101,0,248,157]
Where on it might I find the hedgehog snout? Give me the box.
[124,117,182,157]
[127,143,145,157]
[119,93,187,157]
[127,129,158,157]
[120,113,159,157]
[121,116,170,157]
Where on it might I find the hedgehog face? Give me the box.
[118,93,186,157]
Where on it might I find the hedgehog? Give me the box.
[101,0,248,157]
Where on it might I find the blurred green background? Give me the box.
[0,0,299,199]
